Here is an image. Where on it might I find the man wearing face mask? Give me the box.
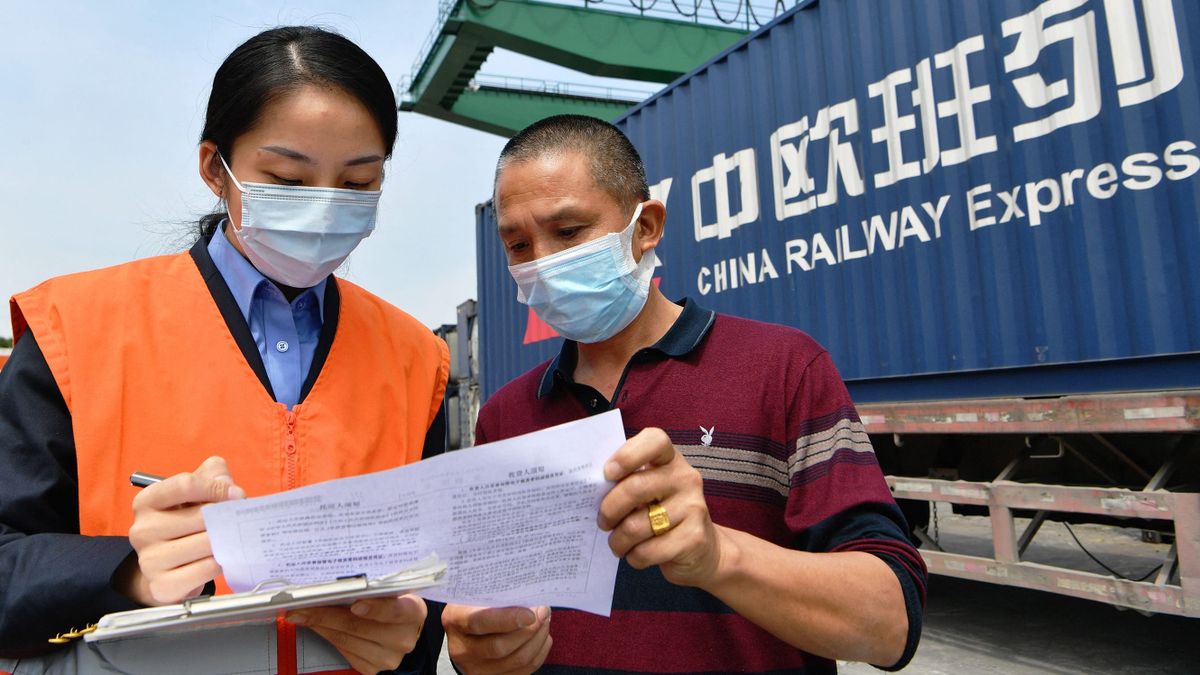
[440,116,927,674]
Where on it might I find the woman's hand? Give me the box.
[287,596,427,675]
[597,428,727,588]
[442,604,552,674]
[117,456,245,605]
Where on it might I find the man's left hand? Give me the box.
[287,595,427,674]
[598,428,726,588]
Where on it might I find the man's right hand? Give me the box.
[442,604,552,674]
[117,456,246,605]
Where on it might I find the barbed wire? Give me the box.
[578,0,797,28]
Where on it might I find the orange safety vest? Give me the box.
[9,249,448,674]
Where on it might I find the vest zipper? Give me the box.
[279,409,300,675]
[284,410,298,490]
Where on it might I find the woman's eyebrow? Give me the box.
[261,146,382,167]
[261,145,314,163]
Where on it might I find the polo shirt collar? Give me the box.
[536,298,716,399]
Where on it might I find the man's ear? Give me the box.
[635,199,667,253]
[198,141,226,199]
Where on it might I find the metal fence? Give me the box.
[467,74,659,101]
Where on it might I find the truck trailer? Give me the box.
[456,0,1200,617]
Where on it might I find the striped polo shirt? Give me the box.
[474,299,926,674]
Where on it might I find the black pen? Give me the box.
[129,472,165,488]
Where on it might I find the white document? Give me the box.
[203,409,625,616]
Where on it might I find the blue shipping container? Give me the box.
[476,0,1200,403]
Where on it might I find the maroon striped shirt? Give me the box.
[475,299,926,674]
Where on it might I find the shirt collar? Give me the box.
[206,221,326,322]
[536,298,716,399]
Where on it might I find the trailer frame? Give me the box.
[862,390,1200,618]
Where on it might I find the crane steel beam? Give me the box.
[442,85,640,137]
[400,0,746,136]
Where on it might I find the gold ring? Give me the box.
[647,501,671,536]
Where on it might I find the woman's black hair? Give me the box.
[197,26,397,238]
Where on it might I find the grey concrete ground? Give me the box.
[839,575,1197,674]
[842,506,1197,674]
[438,506,1198,673]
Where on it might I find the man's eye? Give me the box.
[508,241,528,253]
[557,228,580,239]
[344,181,372,189]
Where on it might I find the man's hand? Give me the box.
[598,428,727,588]
[118,456,246,605]
[443,604,552,674]
[288,596,427,675]
[601,429,911,666]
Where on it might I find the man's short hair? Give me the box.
[496,115,650,209]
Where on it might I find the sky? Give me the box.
[0,1,652,337]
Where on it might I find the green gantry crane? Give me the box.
[398,0,753,136]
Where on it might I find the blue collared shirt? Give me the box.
[207,224,326,409]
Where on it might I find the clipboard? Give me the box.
[85,555,447,642]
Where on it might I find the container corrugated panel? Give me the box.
[476,0,1200,402]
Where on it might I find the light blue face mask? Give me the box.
[220,155,380,288]
[508,203,657,344]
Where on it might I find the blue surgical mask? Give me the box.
[220,155,380,288]
[508,203,657,344]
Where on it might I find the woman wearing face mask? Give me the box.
[0,27,448,675]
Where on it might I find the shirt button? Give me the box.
[589,398,598,408]
[275,340,290,353]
